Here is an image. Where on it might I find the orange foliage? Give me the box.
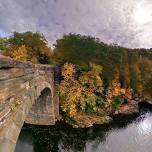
[106,80,132,107]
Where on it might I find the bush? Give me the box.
[85,102,97,114]
[96,96,106,107]
[112,95,124,110]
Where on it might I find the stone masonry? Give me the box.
[0,55,59,152]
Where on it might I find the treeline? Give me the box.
[52,34,152,100]
[1,32,152,100]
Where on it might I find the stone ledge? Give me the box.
[0,138,16,152]
[0,55,55,71]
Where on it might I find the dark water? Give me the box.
[15,112,152,152]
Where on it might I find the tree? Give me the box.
[0,37,7,51]
[3,31,52,64]
[53,33,152,100]
[53,34,102,67]
[4,45,29,61]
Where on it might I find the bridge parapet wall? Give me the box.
[0,55,59,152]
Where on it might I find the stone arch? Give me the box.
[25,87,55,125]
[0,82,55,152]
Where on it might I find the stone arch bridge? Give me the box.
[0,55,59,152]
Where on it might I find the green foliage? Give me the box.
[96,96,105,107]
[76,65,88,74]
[53,34,100,66]
[85,103,97,114]
[84,95,97,114]
[112,95,124,110]
[0,37,7,51]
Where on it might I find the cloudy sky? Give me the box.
[0,0,152,48]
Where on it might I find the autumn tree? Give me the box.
[3,31,52,64]
[60,63,82,117]
[60,63,105,118]
[4,45,29,61]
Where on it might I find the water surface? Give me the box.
[15,113,152,152]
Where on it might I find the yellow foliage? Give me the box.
[60,63,104,118]
[62,63,76,79]
[60,63,133,120]
[31,56,39,64]
[4,45,29,61]
[106,80,132,107]
[90,63,102,75]
[79,63,103,88]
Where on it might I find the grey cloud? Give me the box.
[0,0,152,48]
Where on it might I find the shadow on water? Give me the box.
[16,101,152,152]
[138,101,152,113]
[16,113,140,152]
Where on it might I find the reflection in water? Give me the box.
[137,113,152,136]
[16,113,152,152]
[15,128,33,152]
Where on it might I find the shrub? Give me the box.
[96,96,106,107]
[112,95,124,110]
[85,98,97,114]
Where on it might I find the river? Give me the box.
[15,112,152,152]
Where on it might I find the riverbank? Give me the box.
[59,99,139,128]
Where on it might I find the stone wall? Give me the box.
[0,55,59,152]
